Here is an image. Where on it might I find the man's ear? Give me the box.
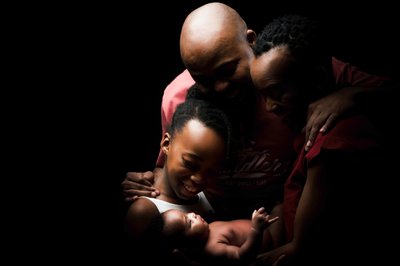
[247,29,257,45]
[161,132,171,155]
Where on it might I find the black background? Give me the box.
[35,0,398,263]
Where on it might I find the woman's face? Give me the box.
[250,46,307,127]
[162,119,226,200]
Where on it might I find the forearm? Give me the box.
[291,162,328,250]
[352,81,399,134]
[353,80,398,108]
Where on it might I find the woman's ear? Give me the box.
[161,132,171,155]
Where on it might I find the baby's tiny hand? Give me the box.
[252,207,279,231]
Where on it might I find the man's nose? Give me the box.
[214,80,229,93]
[265,98,279,112]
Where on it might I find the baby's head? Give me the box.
[147,209,210,254]
[146,209,210,258]
[161,209,210,249]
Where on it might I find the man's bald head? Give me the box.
[180,2,248,69]
[179,2,256,104]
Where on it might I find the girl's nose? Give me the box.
[191,173,205,185]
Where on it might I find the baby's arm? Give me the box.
[237,207,279,262]
[205,207,278,263]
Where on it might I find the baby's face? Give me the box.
[163,209,209,243]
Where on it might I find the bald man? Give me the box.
[179,2,255,102]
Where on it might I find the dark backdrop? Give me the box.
[59,0,398,263]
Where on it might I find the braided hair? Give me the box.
[168,92,233,162]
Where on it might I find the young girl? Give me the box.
[125,97,233,258]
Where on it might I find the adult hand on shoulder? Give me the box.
[121,170,160,201]
[305,87,357,151]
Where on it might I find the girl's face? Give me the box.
[162,119,226,200]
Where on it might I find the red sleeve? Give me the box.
[305,115,381,165]
[331,57,390,88]
[155,69,195,167]
[283,115,381,241]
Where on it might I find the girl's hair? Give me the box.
[168,95,233,161]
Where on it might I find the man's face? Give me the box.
[183,34,255,105]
